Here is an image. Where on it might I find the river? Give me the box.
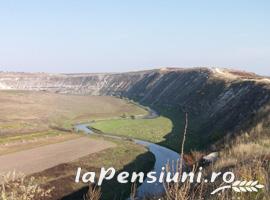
[74,109,180,199]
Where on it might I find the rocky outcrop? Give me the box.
[1,68,269,148]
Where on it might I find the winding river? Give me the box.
[74,110,180,199]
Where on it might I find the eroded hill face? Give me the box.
[1,68,270,149]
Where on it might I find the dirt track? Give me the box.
[0,137,115,175]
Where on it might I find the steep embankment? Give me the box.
[0,68,269,150]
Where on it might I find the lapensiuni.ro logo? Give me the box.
[75,167,264,195]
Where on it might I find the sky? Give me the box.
[0,1,269,76]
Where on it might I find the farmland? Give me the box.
[0,90,147,137]
[0,90,154,199]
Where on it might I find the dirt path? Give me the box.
[0,137,115,175]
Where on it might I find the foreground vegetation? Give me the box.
[0,171,54,200]
[208,122,270,200]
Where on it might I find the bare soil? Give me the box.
[0,137,115,176]
[0,133,80,155]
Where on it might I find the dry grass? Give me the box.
[230,142,270,159]
[158,116,270,200]
[84,184,101,200]
[0,90,147,136]
[0,171,54,200]
[209,122,270,200]
[161,113,205,200]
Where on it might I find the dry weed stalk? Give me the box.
[0,171,54,200]
[84,184,101,200]
[163,113,203,200]
[129,183,137,200]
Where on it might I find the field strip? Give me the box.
[0,137,115,175]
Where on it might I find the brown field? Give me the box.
[0,132,80,155]
[0,90,147,137]
[0,136,115,175]
[31,137,155,200]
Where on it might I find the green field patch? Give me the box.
[92,116,172,143]
[0,130,61,144]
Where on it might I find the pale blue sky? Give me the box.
[0,1,269,75]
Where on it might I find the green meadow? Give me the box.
[92,116,172,144]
